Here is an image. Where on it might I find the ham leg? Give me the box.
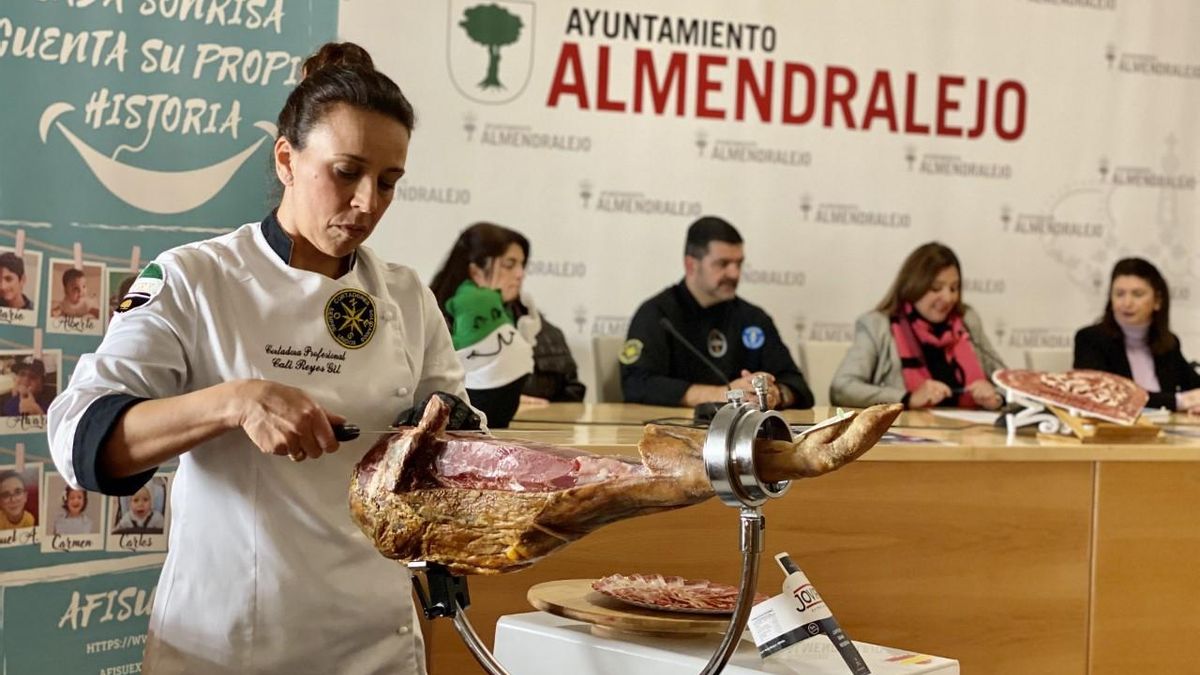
[350,398,901,575]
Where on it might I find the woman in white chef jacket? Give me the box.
[47,43,467,674]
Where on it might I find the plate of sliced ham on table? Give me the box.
[993,369,1148,425]
[591,573,768,615]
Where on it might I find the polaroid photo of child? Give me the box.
[0,349,62,436]
[106,474,171,553]
[46,258,106,336]
[0,247,43,327]
[105,267,138,333]
[0,462,43,548]
[40,472,105,554]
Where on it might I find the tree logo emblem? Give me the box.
[448,1,535,104]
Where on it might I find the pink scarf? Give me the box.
[891,304,987,408]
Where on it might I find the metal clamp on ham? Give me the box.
[350,389,902,674]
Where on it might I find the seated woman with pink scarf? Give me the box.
[831,242,1006,409]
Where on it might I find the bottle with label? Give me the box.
[747,552,871,675]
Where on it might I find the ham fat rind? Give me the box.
[350,398,901,575]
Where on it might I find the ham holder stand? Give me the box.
[998,384,1161,444]
[407,376,794,675]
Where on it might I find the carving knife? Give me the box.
[332,424,485,442]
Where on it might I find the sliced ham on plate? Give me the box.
[592,573,768,614]
[993,369,1149,425]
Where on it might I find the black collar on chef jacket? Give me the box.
[261,211,358,272]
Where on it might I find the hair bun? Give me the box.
[301,42,375,80]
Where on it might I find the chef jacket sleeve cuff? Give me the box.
[73,393,156,496]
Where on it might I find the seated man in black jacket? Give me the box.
[620,216,813,410]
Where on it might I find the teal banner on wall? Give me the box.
[1,559,162,673]
[0,0,338,612]
[1,0,337,226]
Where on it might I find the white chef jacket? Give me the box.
[47,217,471,674]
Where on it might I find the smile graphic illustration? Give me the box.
[39,102,276,215]
[467,327,517,359]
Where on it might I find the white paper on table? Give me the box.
[929,409,1001,425]
[1141,408,1171,424]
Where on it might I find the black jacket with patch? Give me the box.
[620,281,812,408]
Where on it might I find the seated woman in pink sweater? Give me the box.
[1073,258,1200,413]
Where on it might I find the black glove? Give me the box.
[393,392,482,431]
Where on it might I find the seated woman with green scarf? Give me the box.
[431,223,537,427]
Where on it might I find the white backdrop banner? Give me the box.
[343,0,1199,398]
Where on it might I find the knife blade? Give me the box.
[791,408,857,439]
[332,423,487,442]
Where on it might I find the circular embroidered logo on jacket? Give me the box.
[707,329,728,358]
[325,289,376,349]
[742,326,765,350]
[116,262,165,314]
[618,338,643,365]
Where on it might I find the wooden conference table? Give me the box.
[421,403,1200,675]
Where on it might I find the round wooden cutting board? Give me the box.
[527,579,734,637]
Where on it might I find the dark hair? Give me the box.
[62,267,84,288]
[0,252,24,278]
[277,42,416,151]
[62,486,88,512]
[1100,257,1176,354]
[685,216,743,259]
[430,223,530,317]
[0,470,22,487]
[117,275,136,298]
[14,357,46,380]
[876,242,965,316]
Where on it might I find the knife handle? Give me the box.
[333,424,360,442]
